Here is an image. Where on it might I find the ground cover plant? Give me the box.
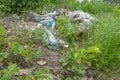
[0,0,120,80]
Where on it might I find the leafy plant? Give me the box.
[9,42,31,62]
[13,28,41,61]
[0,64,19,80]
[55,15,78,46]
[0,52,9,61]
[61,46,101,76]
[34,27,48,48]
[8,40,41,62]
[0,26,41,65]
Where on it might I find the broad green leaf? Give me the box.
[1,71,12,80]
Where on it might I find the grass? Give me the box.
[83,12,120,79]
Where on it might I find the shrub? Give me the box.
[0,0,54,15]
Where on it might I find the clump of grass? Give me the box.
[83,13,120,78]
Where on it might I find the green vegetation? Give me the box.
[0,26,7,51]
[0,0,54,15]
[61,46,101,75]
[0,0,114,15]
[83,13,120,78]
[0,27,41,80]
[0,64,18,80]
[0,0,120,80]
[0,27,41,62]
[55,16,78,45]
[78,0,114,14]
[18,68,60,80]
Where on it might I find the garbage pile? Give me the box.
[31,11,60,30]
[62,9,95,31]
[0,9,95,49]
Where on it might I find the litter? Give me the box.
[1,10,95,50]
[62,9,95,31]
[32,12,60,29]
[42,28,58,49]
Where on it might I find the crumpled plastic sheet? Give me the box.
[62,9,95,31]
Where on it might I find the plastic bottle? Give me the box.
[43,28,58,49]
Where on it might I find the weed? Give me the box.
[0,26,42,79]
[0,64,19,80]
[8,41,41,62]
[61,46,101,76]
[18,68,60,80]
[55,15,79,46]
[0,25,7,51]
[8,28,42,62]
[0,25,42,64]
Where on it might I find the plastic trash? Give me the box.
[57,39,68,48]
[32,13,56,29]
[38,20,55,29]
[43,11,60,18]
[32,13,53,22]
[63,10,95,31]
[43,28,58,49]
[10,14,20,22]
[77,0,91,2]
[32,12,60,22]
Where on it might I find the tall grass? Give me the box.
[83,13,120,78]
